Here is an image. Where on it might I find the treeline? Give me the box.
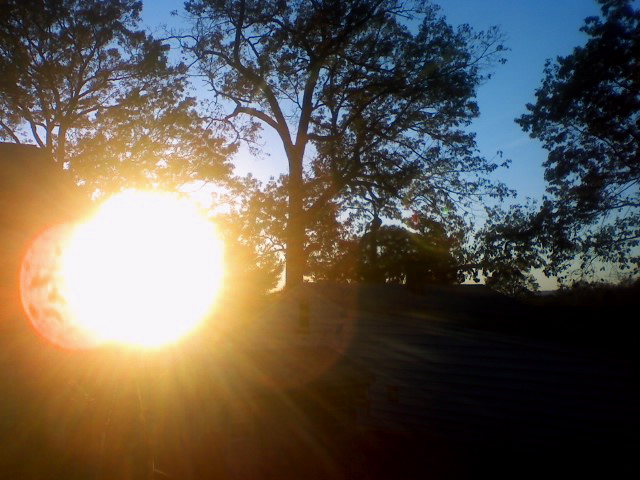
[1,0,637,296]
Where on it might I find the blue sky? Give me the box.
[441,0,601,204]
[142,1,607,288]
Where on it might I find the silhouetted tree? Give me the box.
[546,277,640,307]
[472,203,545,296]
[0,0,231,191]
[183,0,509,288]
[516,0,640,277]
[305,198,356,281]
[358,222,462,287]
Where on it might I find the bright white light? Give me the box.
[60,190,223,348]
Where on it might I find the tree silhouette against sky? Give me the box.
[182,0,509,288]
[517,0,640,279]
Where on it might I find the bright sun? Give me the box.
[38,190,224,349]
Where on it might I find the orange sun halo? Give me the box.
[20,190,224,350]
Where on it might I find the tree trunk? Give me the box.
[361,215,384,283]
[285,155,305,289]
[368,215,384,282]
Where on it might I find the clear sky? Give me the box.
[142,1,606,288]
[442,0,601,204]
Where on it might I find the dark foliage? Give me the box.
[472,202,546,296]
[358,223,462,288]
[183,0,509,287]
[516,0,640,277]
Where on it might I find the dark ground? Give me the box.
[1,283,638,479]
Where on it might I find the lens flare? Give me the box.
[21,190,224,349]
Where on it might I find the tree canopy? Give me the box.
[0,0,523,294]
[183,0,509,288]
[0,0,232,192]
[358,222,462,288]
[516,0,640,278]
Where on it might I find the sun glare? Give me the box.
[58,191,223,348]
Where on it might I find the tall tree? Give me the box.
[517,0,640,277]
[183,0,508,289]
[0,0,231,191]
